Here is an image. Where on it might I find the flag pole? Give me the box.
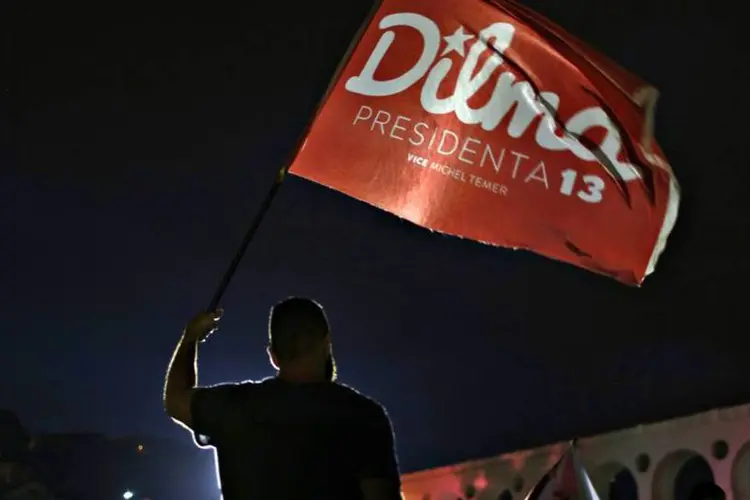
[207,166,288,312]
[204,0,383,312]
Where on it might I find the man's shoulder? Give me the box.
[207,379,262,390]
[331,382,389,418]
[199,379,264,398]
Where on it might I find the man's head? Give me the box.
[267,297,336,381]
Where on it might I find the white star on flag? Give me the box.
[441,26,474,57]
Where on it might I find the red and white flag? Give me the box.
[525,446,600,500]
[288,0,680,285]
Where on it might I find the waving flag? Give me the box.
[288,0,680,285]
[525,446,601,500]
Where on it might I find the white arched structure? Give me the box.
[401,403,750,500]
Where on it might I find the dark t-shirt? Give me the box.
[190,378,401,500]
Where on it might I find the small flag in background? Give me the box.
[289,0,680,286]
[525,445,601,500]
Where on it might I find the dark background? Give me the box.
[1,0,747,473]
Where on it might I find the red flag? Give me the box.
[288,0,680,285]
[525,446,600,500]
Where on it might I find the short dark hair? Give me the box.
[268,297,329,361]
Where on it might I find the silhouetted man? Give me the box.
[163,297,401,500]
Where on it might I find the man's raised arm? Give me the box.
[163,310,222,429]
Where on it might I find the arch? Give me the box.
[610,468,639,500]
[733,441,750,500]
[652,450,716,500]
[674,455,715,500]
[590,462,638,500]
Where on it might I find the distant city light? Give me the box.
[123,491,134,500]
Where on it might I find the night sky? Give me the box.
[2,0,748,473]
